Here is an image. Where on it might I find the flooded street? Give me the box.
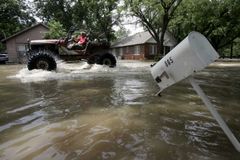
[0,60,240,160]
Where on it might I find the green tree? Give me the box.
[114,26,130,40]
[34,0,119,42]
[33,0,75,30]
[0,0,35,47]
[124,0,182,59]
[73,0,119,42]
[44,20,66,39]
[169,0,240,54]
[219,38,240,58]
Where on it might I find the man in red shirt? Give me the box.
[68,32,88,50]
[77,32,88,46]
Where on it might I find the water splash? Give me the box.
[8,60,152,83]
[8,61,110,83]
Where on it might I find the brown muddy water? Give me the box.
[0,60,240,160]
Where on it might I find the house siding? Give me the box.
[6,39,17,62]
[111,31,177,60]
[5,25,48,63]
[119,44,145,60]
[144,43,156,59]
[113,43,175,60]
[14,25,47,43]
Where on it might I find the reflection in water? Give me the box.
[111,78,148,105]
[0,61,240,159]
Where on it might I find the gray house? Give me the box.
[111,31,177,60]
[2,23,49,63]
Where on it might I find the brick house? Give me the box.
[111,31,177,60]
[2,23,49,63]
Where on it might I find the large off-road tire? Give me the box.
[99,53,116,68]
[27,51,57,71]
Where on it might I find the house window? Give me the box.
[123,47,127,54]
[149,45,157,55]
[127,46,135,54]
[126,46,130,53]
[115,48,123,59]
[113,48,119,56]
[17,44,28,55]
[119,48,123,56]
[134,46,140,55]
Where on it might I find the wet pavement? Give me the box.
[0,60,240,160]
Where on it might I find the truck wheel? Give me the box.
[99,54,116,68]
[27,52,56,71]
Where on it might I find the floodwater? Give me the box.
[0,60,240,160]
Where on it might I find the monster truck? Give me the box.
[26,28,116,71]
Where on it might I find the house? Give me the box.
[2,23,49,63]
[111,31,177,60]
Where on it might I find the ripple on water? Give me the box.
[1,61,240,159]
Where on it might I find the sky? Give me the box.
[115,0,144,35]
[113,16,144,35]
[124,24,144,35]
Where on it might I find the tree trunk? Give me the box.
[159,13,169,59]
[159,31,165,58]
[230,42,233,59]
[155,41,161,60]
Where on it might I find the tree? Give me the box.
[44,20,66,39]
[158,0,182,57]
[169,0,240,53]
[0,0,35,39]
[73,0,119,42]
[219,38,240,58]
[0,0,35,50]
[124,0,182,59]
[33,0,75,30]
[114,26,130,40]
[34,0,119,42]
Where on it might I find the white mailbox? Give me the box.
[151,31,219,93]
[150,31,240,152]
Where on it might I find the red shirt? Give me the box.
[77,35,87,45]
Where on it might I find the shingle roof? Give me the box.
[112,31,152,48]
[1,23,49,42]
[112,31,177,48]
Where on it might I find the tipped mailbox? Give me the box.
[151,31,219,93]
[150,32,240,152]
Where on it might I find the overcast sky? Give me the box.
[113,15,144,35]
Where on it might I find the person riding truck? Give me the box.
[77,32,88,45]
[68,32,88,50]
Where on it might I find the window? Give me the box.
[123,47,127,54]
[113,48,119,56]
[128,46,135,54]
[119,48,123,56]
[17,44,28,55]
[134,46,140,55]
[149,45,157,55]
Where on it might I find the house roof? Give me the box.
[112,31,152,48]
[2,23,49,43]
[112,31,177,48]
